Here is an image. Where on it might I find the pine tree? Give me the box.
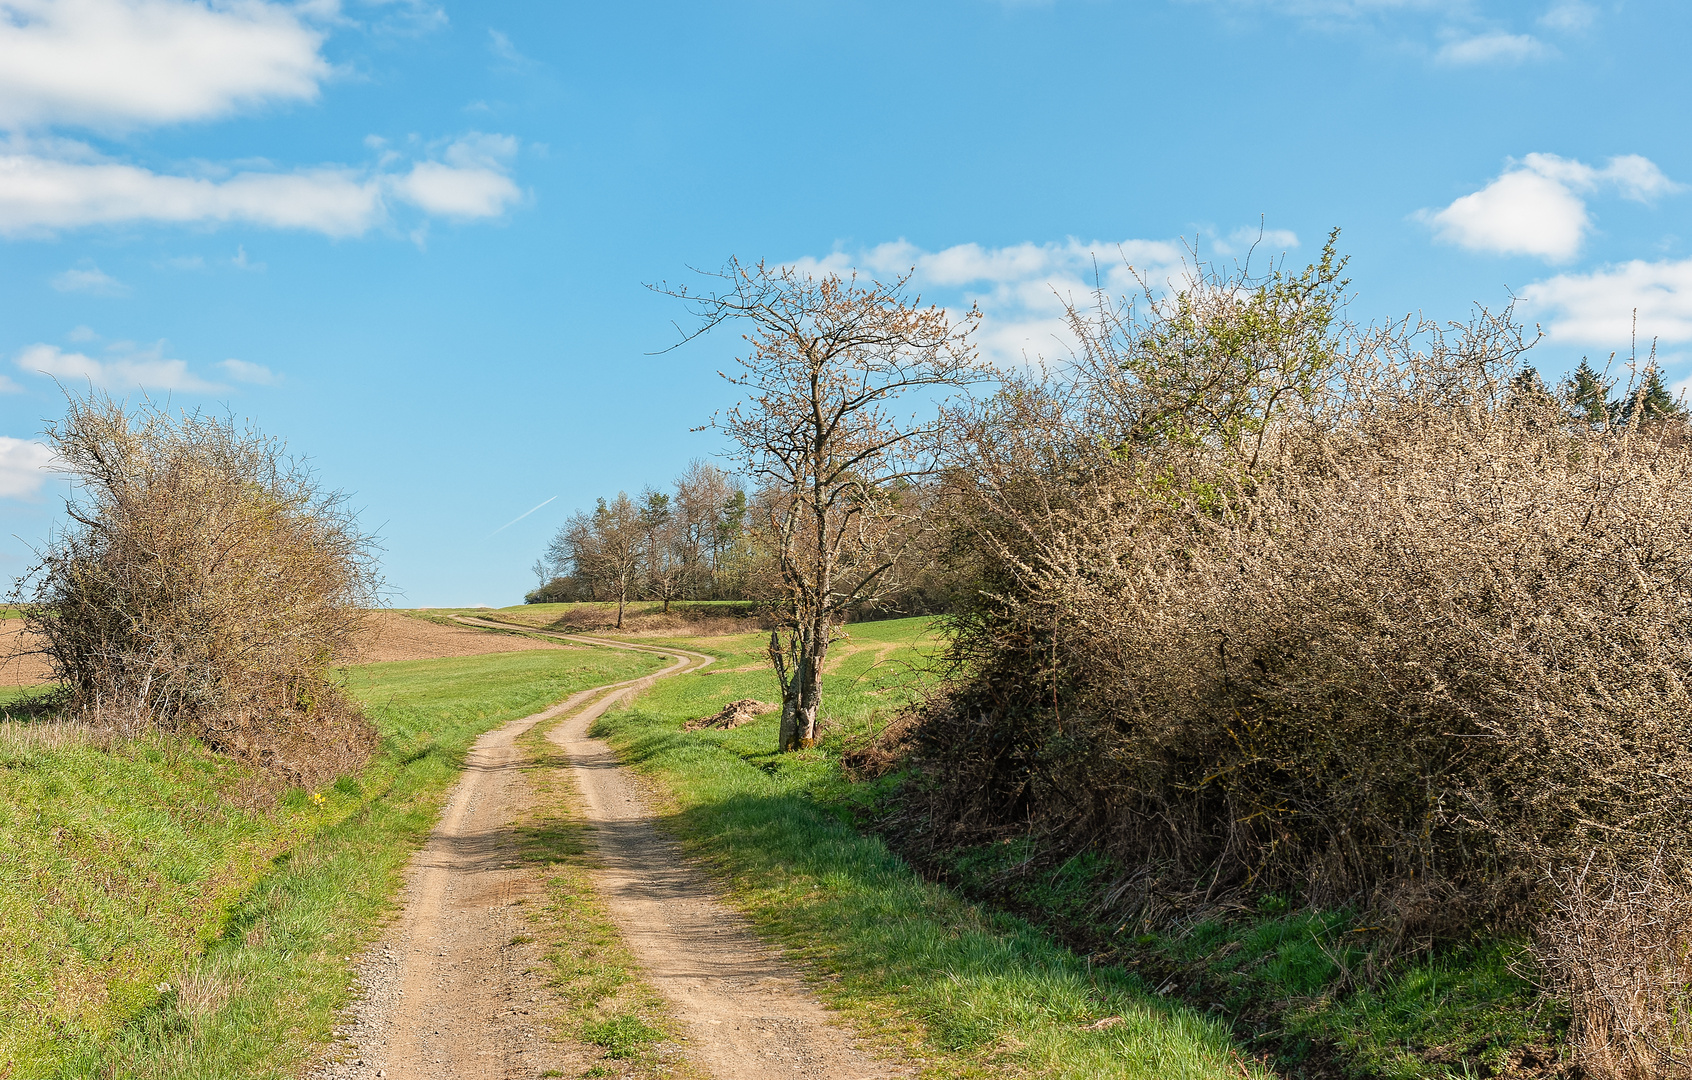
[1619,367,1685,426]
[1509,366,1551,405]
[1566,359,1614,428]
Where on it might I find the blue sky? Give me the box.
[1,0,1688,605]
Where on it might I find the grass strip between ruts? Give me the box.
[511,714,709,1080]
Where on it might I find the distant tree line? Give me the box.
[527,461,754,624]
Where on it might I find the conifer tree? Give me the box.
[1619,367,1686,426]
[1566,359,1614,428]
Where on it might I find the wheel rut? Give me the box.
[313,619,906,1080]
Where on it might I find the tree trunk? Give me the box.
[778,697,799,752]
[795,628,825,748]
[775,619,827,751]
[616,580,626,629]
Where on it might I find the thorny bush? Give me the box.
[901,238,1692,1075]
[13,394,380,789]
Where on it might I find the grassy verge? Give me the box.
[592,616,1566,1079]
[590,618,1270,1079]
[929,841,1566,1078]
[2,646,663,1079]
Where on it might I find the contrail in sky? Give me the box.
[488,495,557,538]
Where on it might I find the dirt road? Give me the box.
[316,621,904,1079]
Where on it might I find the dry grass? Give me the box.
[0,717,108,754]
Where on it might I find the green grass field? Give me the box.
[1,645,662,1079]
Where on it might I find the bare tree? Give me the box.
[639,487,687,612]
[660,260,986,750]
[547,493,646,626]
[544,513,600,598]
[674,459,747,598]
[588,493,645,629]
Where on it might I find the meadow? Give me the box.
[0,645,662,1079]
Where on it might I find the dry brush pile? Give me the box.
[901,242,1692,1075]
[13,395,380,789]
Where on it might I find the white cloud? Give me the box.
[1540,1,1596,32]
[1436,31,1553,65]
[1214,225,1301,257]
[792,236,1198,365]
[49,263,128,295]
[488,28,534,68]
[393,162,518,219]
[1421,153,1682,262]
[0,373,22,392]
[0,152,381,235]
[15,341,222,390]
[1519,259,1692,347]
[0,0,329,131]
[0,436,56,498]
[391,132,521,218]
[216,357,279,385]
[0,133,523,236]
[359,0,447,36]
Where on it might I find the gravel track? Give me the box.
[313,619,906,1079]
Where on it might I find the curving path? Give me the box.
[314,617,904,1079]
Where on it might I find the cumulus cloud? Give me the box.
[0,134,522,236]
[0,373,21,392]
[50,262,128,295]
[792,236,1206,366]
[216,357,279,385]
[0,0,329,131]
[1421,153,1682,262]
[1519,259,1692,347]
[16,341,222,390]
[1436,31,1553,65]
[391,134,521,219]
[0,436,55,497]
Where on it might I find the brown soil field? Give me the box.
[0,620,50,685]
[0,612,573,687]
[358,611,576,663]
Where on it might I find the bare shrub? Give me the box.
[907,238,1692,986]
[1538,857,1692,1078]
[13,394,380,787]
